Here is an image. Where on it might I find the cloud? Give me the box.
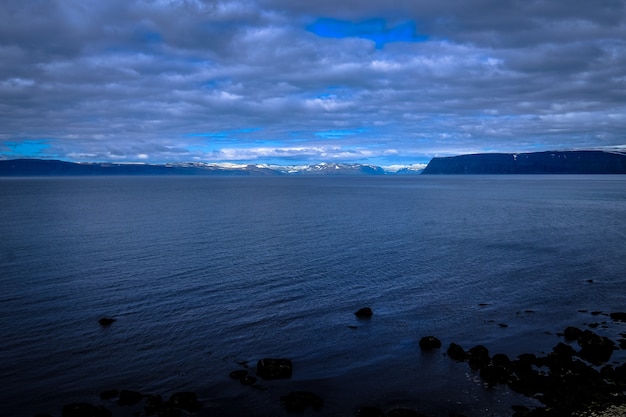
[1,0,625,164]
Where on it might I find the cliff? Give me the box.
[421,151,626,174]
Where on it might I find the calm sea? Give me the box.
[1,176,626,417]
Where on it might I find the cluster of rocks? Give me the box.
[414,328,626,415]
[39,308,626,416]
[42,389,202,417]
[229,357,324,412]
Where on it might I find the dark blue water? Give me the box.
[1,176,626,417]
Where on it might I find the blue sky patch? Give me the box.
[307,18,428,48]
[5,140,50,157]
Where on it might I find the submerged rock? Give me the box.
[257,358,293,380]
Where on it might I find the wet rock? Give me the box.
[257,358,293,380]
[62,403,111,417]
[467,345,490,370]
[480,354,512,385]
[168,391,202,412]
[610,312,626,322]
[355,307,373,318]
[116,389,143,406]
[446,343,467,361]
[563,326,582,341]
[280,391,323,412]
[552,342,576,360]
[577,330,615,363]
[99,389,119,400]
[98,318,116,326]
[355,405,385,417]
[419,336,441,350]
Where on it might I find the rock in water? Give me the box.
[355,307,373,318]
[419,336,442,350]
[256,358,293,380]
[98,317,116,326]
[578,330,615,363]
[447,343,467,361]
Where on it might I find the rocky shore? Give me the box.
[35,308,626,417]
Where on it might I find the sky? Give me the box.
[1,0,625,167]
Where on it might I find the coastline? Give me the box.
[32,308,626,417]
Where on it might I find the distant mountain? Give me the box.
[422,151,626,174]
[0,159,399,176]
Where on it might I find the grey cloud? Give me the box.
[1,0,625,164]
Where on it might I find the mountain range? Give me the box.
[0,159,419,176]
[2,150,626,176]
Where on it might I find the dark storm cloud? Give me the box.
[1,0,625,165]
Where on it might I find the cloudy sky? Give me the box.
[1,0,625,166]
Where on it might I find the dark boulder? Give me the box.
[257,358,293,380]
[468,345,490,370]
[168,392,201,412]
[446,343,467,361]
[116,390,143,406]
[564,326,583,341]
[355,307,373,318]
[419,336,442,350]
[480,363,511,385]
[98,318,116,326]
[480,354,512,385]
[552,342,576,359]
[577,330,615,363]
[280,391,323,412]
[62,403,111,417]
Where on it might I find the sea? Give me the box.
[1,175,626,417]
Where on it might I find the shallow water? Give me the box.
[1,175,626,416]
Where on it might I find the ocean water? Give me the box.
[1,175,626,417]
